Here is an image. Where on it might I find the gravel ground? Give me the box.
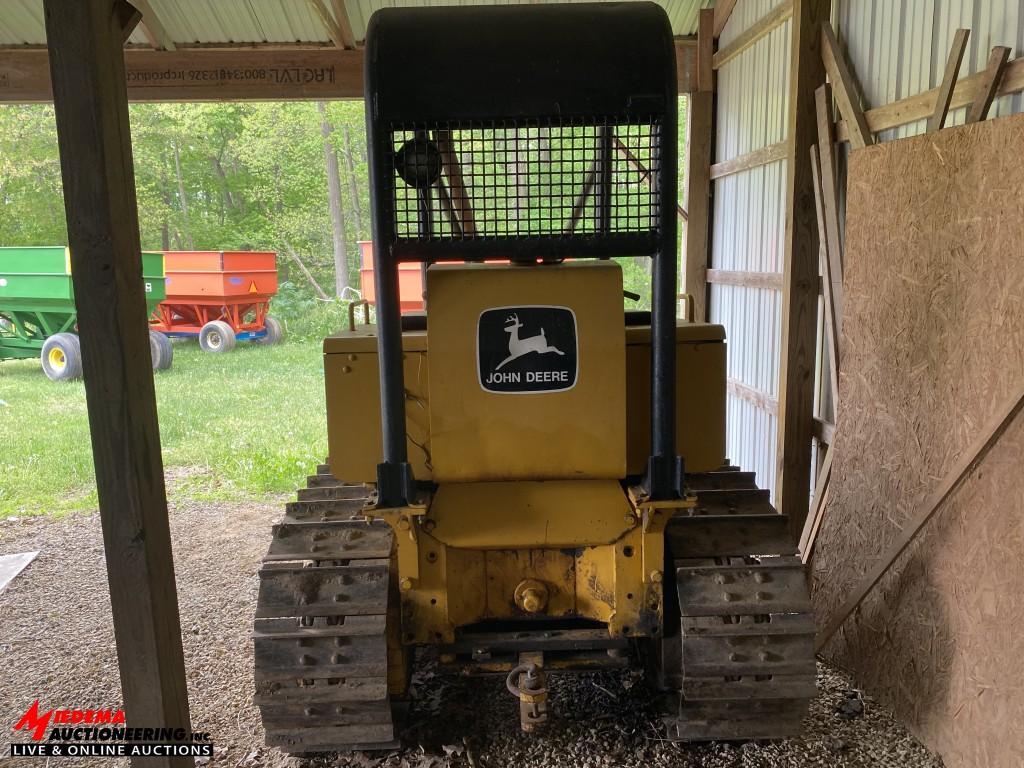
[0,501,943,768]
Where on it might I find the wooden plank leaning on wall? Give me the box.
[41,0,193,765]
[774,0,830,543]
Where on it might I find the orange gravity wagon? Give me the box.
[149,250,283,352]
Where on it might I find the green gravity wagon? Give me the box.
[0,246,173,381]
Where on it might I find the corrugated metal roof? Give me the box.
[0,0,709,47]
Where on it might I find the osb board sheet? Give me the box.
[811,112,1024,768]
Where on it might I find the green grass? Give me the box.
[0,337,328,517]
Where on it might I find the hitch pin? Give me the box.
[505,655,548,732]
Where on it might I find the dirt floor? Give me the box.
[0,501,944,768]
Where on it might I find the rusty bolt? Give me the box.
[650,570,663,584]
[348,354,357,361]
[722,592,736,602]
[422,518,437,532]
[397,517,411,531]
[400,577,413,591]
[515,579,549,614]
[341,365,352,374]
[522,589,544,613]
[755,591,769,601]
[754,571,771,584]
[624,514,637,528]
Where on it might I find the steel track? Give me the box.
[253,468,400,753]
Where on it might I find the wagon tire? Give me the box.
[257,315,283,345]
[199,320,236,353]
[149,330,174,371]
[41,332,83,381]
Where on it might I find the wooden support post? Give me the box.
[697,8,715,93]
[820,22,872,149]
[41,2,192,765]
[684,7,716,323]
[775,0,829,543]
[816,383,1024,651]
[966,46,1012,123]
[928,29,970,132]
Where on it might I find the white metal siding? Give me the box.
[835,0,1024,142]
[711,0,791,498]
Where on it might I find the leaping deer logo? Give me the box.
[495,313,566,371]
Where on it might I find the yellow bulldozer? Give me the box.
[253,2,815,752]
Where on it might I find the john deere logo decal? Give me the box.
[478,306,577,393]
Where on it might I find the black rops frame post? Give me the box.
[364,2,684,506]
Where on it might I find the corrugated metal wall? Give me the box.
[711,0,1023,500]
[836,0,1024,142]
[711,0,791,497]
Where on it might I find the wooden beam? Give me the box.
[814,85,844,331]
[698,8,714,92]
[709,140,787,180]
[836,56,1024,141]
[928,28,969,132]
[0,47,363,102]
[713,0,739,39]
[116,0,143,43]
[966,46,1011,123]
[41,0,191,762]
[684,90,713,322]
[799,445,832,562]
[0,43,701,101]
[820,22,872,149]
[813,416,835,446]
[130,0,176,51]
[727,378,779,415]
[706,268,783,291]
[810,144,839,409]
[816,383,1024,652]
[713,0,792,70]
[307,0,345,49]
[329,0,357,49]
[435,130,477,236]
[776,0,828,544]
[615,137,687,221]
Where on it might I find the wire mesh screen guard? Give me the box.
[387,118,662,243]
